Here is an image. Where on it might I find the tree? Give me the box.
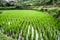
[0,0,3,6]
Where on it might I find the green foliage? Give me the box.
[0,10,59,40]
[0,33,14,40]
[42,8,60,18]
[0,0,60,8]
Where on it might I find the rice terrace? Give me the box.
[0,0,60,40]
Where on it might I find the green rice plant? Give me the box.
[0,10,59,40]
[0,33,14,40]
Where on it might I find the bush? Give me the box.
[15,6,23,9]
[33,2,41,6]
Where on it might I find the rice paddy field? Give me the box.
[0,10,60,40]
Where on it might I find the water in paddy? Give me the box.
[0,10,59,40]
[18,25,44,40]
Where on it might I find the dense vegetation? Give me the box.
[0,0,60,9]
[0,10,60,40]
[0,0,60,40]
[0,33,14,40]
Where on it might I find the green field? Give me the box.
[0,10,59,40]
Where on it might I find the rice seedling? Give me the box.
[0,10,59,40]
